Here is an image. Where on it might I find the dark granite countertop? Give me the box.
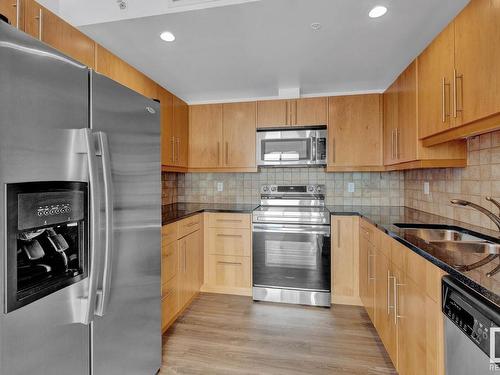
[327,206,500,307]
[162,203,259,225]
[164,203,500,307]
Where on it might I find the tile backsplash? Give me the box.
[404,130,500,230]
[176,169,404,206]
[162,172,178,205]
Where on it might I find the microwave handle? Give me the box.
[311,136,317,162]
[79,129,102,325]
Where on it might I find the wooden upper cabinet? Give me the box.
[397,61,418,163]
[23,0,94,68]
[328,94,383,168]
[454,0,500,127]
[417,22,455,139]
[0,0,22,28]
[222,102,256,168]
[257,98,327,128]
[383,80,399,165]
[159,87,174,167]
[295,97,328,126]
[95,44,157,98]
[173,96,189,168]
[256,99,288,128]
[189,104,223,168]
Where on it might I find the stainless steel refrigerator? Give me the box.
[0,20,161,375]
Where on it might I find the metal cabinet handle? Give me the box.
[453,69,464,118]
[13,0,20,28]
[225,141,229,165]
[172,137,175,163]
[441,77,451,124]
[396,128,400,159]
[217,142,221,165]
[331,138,336,163]
[337,220,341,248]
[35,8,42,41]
[368,251,375,281]
[176,138,180,162]
[217,219,242,222]
[79,129,102,325]
[391,129,395,160]
[217,261,242,265]
[216,234,242,238]
[394,279,405,324]
[95,132,114,317]
[387,272,395,315]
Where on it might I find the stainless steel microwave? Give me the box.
[256,127,327,167]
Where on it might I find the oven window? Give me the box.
[261,139,311,161]
[253,230,330,292]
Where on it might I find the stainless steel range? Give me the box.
[252,185,331,307]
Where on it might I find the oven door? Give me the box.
[252,223,330,292]
[256,130,315,166]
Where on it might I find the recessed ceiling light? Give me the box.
[160,31,176,42]
[310,22,322,31]
[369,5,388,18]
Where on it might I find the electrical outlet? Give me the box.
[347,182,355,193]
[217,182,224,192]
[423,181,430,195]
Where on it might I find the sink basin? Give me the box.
[394,227,486,243]
[394,223,500,254]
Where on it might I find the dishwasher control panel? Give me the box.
[442,276,499,357]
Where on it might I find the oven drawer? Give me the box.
[208,255,251,289]
[208,228,251,257]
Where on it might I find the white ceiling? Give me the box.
[42,0,469,104]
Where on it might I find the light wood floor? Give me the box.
[160,293,396,375]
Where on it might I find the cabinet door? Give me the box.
[173,95,189,168]
[208,255,251,289]
[398,61,418,163]
[185,230,202,296]
[374,251,389,343]
[178,238,189,308]
[159,88,174,166]
[189,104,223,168]
[454,0,500,127]
[332,216,358,301]
[23,0,41,39]
[328,94,383,167]
[295,97,328,126]
[383,80,399,165]
[222,102,256,168]
[0,0,21,27]
[417,23,455,138]
[359,237,375,320]
[256,99,289,128]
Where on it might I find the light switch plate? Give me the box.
[217,182,224,192]
[423,181,430,195]
[347,182,355,193]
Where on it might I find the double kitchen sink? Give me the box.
[394,224,500,276]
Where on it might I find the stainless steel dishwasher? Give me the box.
[442,276,500,374]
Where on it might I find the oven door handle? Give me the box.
[253,224,331,236]
[95,131,114,317]
[79,128,102,325]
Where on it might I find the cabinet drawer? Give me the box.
[178,214,201,238]
[161,276,179,331]
[208,255,251,288]
[208,228,251,256]
[208,213,250,229]
[162,241,178,287]
[162,223,178,245]
[360,219,381,248]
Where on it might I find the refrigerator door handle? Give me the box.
[95,131,114,317]
[79,128,102,325]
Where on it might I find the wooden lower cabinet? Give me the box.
[331,216,361,305]
[202,213,252,296]
[360,221,446,374]
[161,215,203,333]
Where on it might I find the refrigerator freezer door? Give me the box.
[0,22,90,375]
[90,72,161,374]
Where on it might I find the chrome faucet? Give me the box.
[451,197,500,277]
[450,198,500,232]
